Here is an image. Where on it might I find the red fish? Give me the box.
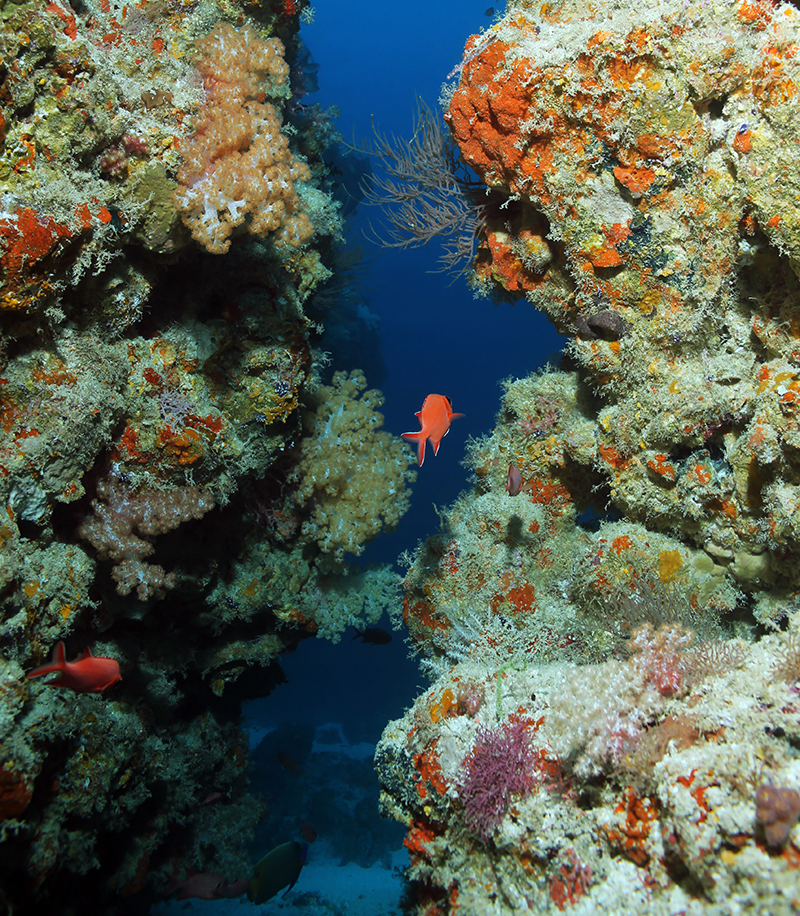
[278,751,301,775]
[215,877,249,899]
[26,642,121,693]
[164,867,247,901]
[402,394,464,466]
[506,463,523,496]
[297,818,317,843]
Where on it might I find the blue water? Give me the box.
[304,0,564,559]
[167,2,564,909]
[254,0,563,745]
[247,0,562,831]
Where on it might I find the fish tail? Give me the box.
[401,431,425,466]
[26,641,67,680]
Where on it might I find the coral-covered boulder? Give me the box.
[445,0,800,600]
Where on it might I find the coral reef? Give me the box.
[374,1,800,913]
[377,623,800,914]
[77,480,215,600]
[456,717,538,842]
[756,784,800,848]
[442,0,800,608]
[0,1,411,912]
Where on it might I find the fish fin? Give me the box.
[281,873,301,898]
[280,842,307,896]
[81,648,93,659]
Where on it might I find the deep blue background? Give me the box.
[248,0,563,744]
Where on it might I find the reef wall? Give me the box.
[0,0,414,912]
[376,1,800,913]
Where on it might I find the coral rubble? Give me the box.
[375,0,800,913]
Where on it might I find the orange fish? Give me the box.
[26,641,121,693]
[164,865,248,901]
[402,394,464,466]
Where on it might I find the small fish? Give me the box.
[402,394,464,467]
[485,6,495,15]
[248,840,307,905]
[26,642,121,694]
[506,463,523,497]
[278,751,301,775]
[201,791,224,806]
[297,817,317,843]
[351,626,392,645]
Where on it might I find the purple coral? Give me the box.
[457,717,538,841]
[755,784,800,848]
[77,478,214,600]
